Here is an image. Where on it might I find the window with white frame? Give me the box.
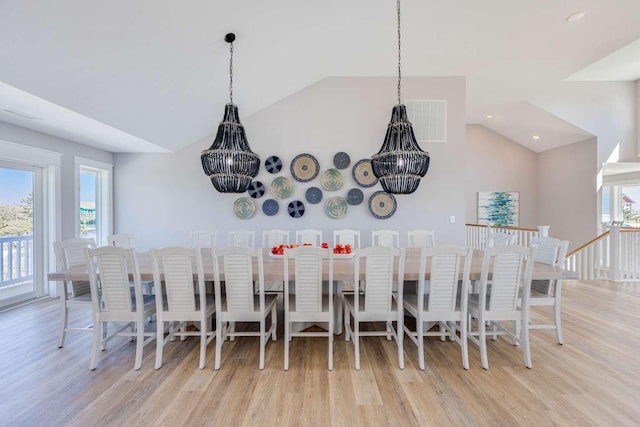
[75,157,112,246]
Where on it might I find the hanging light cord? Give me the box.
[229,41,234,104]
[397,0,401,105]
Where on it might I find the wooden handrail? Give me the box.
[566,231,609,257]
[620,228,640,233]
[465,223,539,233]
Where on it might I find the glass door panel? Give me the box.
[0,163,37,305]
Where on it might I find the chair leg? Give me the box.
[555,298,564,345]
[199,322,207,370]
[460,319,469,370]
[284,313,290,370]
[386,321,392,341]
[354,319,360,371]
[397,320,404,370]
[328,319,334,371]
[522,319,532,368]
[155,320,164,369]
[134,321,144,370]
[271,304,278,342]
[215,320,223,370]
[259,319,266,370]
[479,321,488,370]
[344,303,351,342]
[90,321,102,370]
[417,317,425,370]
[440,322,447,342]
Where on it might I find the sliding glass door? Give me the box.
[0,161,41,306]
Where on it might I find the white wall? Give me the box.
[0,121,113,240]
[537,138,597,250]
[464,125,538,227]
[114,76,466,250]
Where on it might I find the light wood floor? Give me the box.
[1,280,639,426]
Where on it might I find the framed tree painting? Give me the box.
[477,191,519,226]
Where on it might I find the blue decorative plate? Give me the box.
[265,156,282,174]
[247,180,265,198]
[333,152,351,169]
[352,159,378,188]
[233,197,256,219]
[321,169,343,191]
[291,154,319,182]
[287,200,306,218]
[325,196,348,219]
[305,187,323,204]
[270,176,293,199]
[262,199,279,216]
[346,188,364,205]
[368,191,397,219]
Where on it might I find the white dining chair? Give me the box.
[84,246,156,370]
[403,245,472,370]
[107,233,136,249]
[525,236,569,344]
[151,246,215,369]
[372,229,400,248]
[53,237,96,348]
[407,230,436,248]
[191,231,217,248]
[467,245,536,369]
[283,246,334,370]
[296,229,323,246]
[212,246,277,370]
[263,229,290,248]
[344,246,405,370]
[487,232,516,248]
[228,229,256,247]
[333,229,360,248]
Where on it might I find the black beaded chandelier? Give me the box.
[371,0,430,195]
[201,33,260,193]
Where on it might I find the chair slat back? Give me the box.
[356,247,401,312]
[481,246,535,312]
[531,236,569,267]
[263,229,290,248]
[55,237,96,268]
[152,247,201,312]
[488,232,516,248]
[372,230,399,248]
[285,247,330,313]
[215,247,259,312]
[191,231,217,248]
[333,229,360,248]
[85,246,136,313]
[408,230,436,248]
[228,230,255,247]
[426,247,466,311]
[296,229,322,246]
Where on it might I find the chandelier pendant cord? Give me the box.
[229,41,234,104]
[397,0,401,106]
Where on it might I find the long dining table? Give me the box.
[47,247,571,284]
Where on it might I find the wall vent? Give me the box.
[405,99,447,143]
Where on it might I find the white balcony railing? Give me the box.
[0,235,33,288]
[465,224,545,250]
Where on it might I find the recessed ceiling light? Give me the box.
[566,11,586,23]
[486,114,493,119]
[532,135,540,140]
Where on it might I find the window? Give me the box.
[601,182,640,228]
[75,157,112,246]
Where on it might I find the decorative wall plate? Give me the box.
[247,180,265,198]
[333,152,351,169]
[233,197,256,219]
[352,159,378,188]
[270,176,293,199]
[287,200,305,218]
[346,188,364,205]
[290,154,319,182]
[368,191,397,219]
[305,186,323,204]
[262,199,279,216]
[321,169,343,191]
[265,155,283,174]
[325,196,348,219]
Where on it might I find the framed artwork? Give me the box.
[477,191,519,226]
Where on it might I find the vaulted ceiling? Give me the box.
[1,0,639,154]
